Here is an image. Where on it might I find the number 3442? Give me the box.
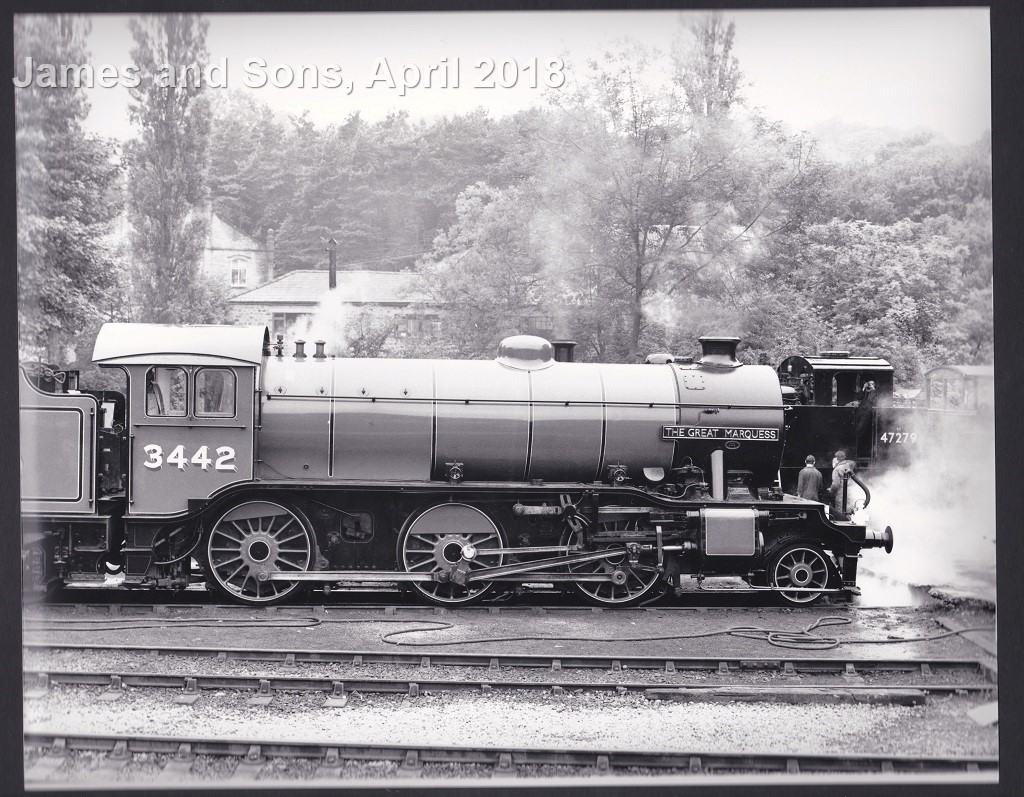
[143,444,236,471]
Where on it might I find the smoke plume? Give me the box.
[858,410,995,602]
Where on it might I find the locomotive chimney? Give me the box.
[552,340,577,363]
[328,237,337,291]
[314,340,327,359]
[697,336,741,369]
[294,340,307,359]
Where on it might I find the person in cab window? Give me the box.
[203,371,225,414]
[855,380,877,453]
[146,370,164,415]
[797,455,823,501]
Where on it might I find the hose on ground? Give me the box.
[22,613,996,652]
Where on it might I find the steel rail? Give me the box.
[21,667,995,699]
[23,730,999,777]
[21,641,989,677]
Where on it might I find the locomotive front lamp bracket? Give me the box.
[606,464,629,486]
[445,462,464,484]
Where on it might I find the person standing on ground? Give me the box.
[828,450,858,514]
[797,455,823,501]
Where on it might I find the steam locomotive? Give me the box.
[775,352,994,493]
[20,324,893,608]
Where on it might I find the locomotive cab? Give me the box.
[776,353,895,492]
[89,323,268,589]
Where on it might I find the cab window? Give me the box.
[146,367,187,416]
[196,368,236,417]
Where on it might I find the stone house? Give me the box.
[228,267,437,341]
[200,210,273,296]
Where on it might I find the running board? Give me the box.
[694,583,846,594]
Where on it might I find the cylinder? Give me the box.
[711,449,725,500]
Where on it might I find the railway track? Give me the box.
[24,665,993,704]
[22,640,995,678]
[32,595,791,613]
[24,730,999,781]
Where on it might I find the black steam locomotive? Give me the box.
[20,324,893,608]
[776,351,993,494]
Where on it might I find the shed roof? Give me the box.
[228,269,428,305]
[925,365,994,379]
[93,323,269,366]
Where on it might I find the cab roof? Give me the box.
[92,323,269,366]
[779,354,893,373]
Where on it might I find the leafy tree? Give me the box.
[124,14,223,323]
[798,219,968,381]
[539,27,820,362]
[16,15,122,362]
[417,182,548,357]
[675,11,743,118]
[207,90,293,240]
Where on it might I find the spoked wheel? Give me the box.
[767,542,837,607]
[398,503,506,606]
[561,520,664,607]
[204,500,316,605]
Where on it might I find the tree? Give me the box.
[675,11,743,118]
[417,182,548,357]
[124,14,223,323]
[15,16,122,362]
[207,90,293,240]
[540,26,818,361]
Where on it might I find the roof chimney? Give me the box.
[266,228,275,281]
[328,237,337,290]
[697,336,742,369]
[552,340,577,363]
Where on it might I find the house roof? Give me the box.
[228,269,428,305]
[207,211,263,253]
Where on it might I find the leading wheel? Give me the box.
[398,503,506,606]
[204,500,316,605]
[561,520,664,607]
[767,542,837,607]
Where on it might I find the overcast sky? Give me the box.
[61,8,991,145]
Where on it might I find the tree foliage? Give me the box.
[124,14,223,323]
[15,16,122,362]
[417,183,548,357]
[17,12,990,389]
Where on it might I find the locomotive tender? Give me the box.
[20,324,893,607]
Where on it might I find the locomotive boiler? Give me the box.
[20,323,893,608]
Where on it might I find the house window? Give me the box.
[272,313,308,338]
[231,267,247,286]
[529,314,555,338]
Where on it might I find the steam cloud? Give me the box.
[287,289,351,356]
[859,410,996,602]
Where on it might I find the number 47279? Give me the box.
[879,431,917,444]
[143,444,236,471]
